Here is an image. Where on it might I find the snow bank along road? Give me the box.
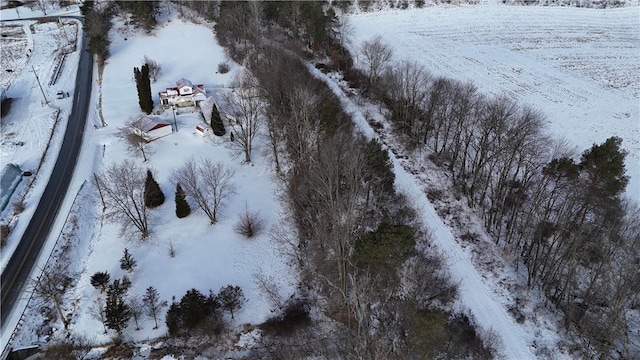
[0,26,93,338]
[307,63,536,359]
[348,5,640,203]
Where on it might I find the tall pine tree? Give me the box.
[211,104,226,136]
[105,283,131,335]
[175,183,191,218]
[144,169,165,208]
[134,64,153,114]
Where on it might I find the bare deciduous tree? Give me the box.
[117,115,153,162]
[95,160,151,238]
[89,298,108,334]
[360,36,393,86]
[31,265,73,330]
[142,286,167,329]
[128,295,143,330]
[172,158,236,224]
[142,55,161,83]
[226,71,263,163]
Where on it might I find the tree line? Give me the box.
[204,2,498,358]
[359,36,639,358]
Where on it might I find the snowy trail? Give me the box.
[307,64,536,359]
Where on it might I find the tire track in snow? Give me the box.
[307,64,536,359]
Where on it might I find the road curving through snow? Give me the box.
[306,64,537,359]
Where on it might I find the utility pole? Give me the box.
[31,65,48,105]
[59,18,71,46]
[172,105,178,132]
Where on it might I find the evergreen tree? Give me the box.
[134,65,154,114]
[211,104,226,136]
[105,283,131,335]
[179,288,210,329]
[175,183,191,218]
[90,271,110,293]
[119,248,137,272]
[142,286,167,329]
[218,285,246,319]
[144,169,165,208]
[165,300,181,336]
[580,136,629,202]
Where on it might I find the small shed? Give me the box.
[195,123,212,137]
[132,116,173,142]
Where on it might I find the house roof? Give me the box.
[134,116,172,133]
[176,78,193,89]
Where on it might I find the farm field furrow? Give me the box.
[348,5,640,202]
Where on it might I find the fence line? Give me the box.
[1,180,87,360]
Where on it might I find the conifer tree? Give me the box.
[144,169,165,208]
[211,104,226,136]
[90,271,111,293]
[119,248,137,273]
[175,183,191,218]
[218,285,246,319]
[105,281,131,335]
[134,64,154,114]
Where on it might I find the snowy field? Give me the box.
[348,4,640,202]
[2,2,638,358]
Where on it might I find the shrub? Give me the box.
[13,201,25,215]
[234,205,266,238]
[217,62,230,74]
[1,223,9,248]
[259,299,311,336]
[175,183,191,218]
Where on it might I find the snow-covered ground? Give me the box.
[3,6,298,356]
[347,4,640,203]
[2,1,638,358]
[1,17,81,269]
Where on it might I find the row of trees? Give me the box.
[362,37,639,357]
[240,37,489,358]
[190,1,500,357]
[166,285,246,336]
[95,159,237,238]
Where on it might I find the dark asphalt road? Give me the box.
[1,29,93,329]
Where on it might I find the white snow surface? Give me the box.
[307,63,538,359]
[67,15,298,343]
[4,7,297,354]
[2,2,638,358]
[347,4,640,203]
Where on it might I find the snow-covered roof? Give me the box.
[133,115,171,133]
[176,78,192,89]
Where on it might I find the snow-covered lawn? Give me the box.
[8,10,297,354]
[69,16,297,343]
[347,4,640,203]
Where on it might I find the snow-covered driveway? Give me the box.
[308,62,540,359]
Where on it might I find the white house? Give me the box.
[159,78,207,109]
[132,116,173,142]
[176,78,193,95]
